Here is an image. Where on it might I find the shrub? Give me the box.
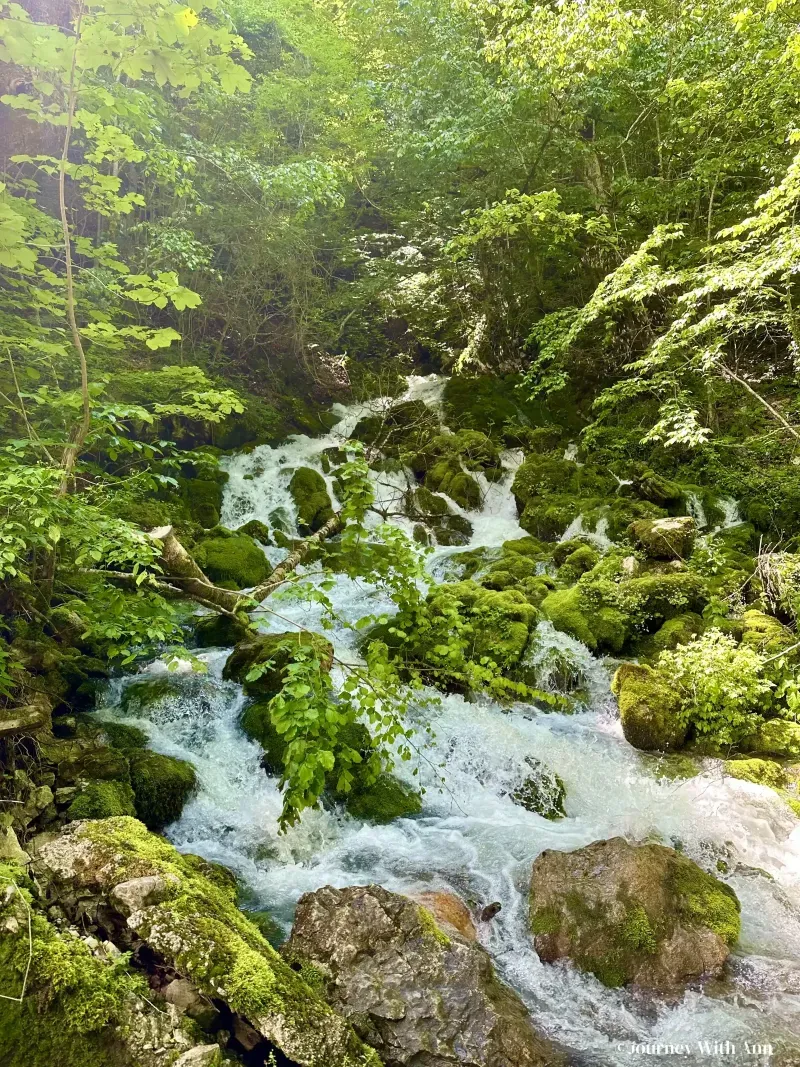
[656,630,773,745]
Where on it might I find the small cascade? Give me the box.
[712,495,743,533]
[685,491,708,529]
[563,442,579,462]
[523,621,615,709]
[559,513,613,551]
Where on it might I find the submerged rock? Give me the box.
[628,516,697,560]
[507,756,566,819]
[611,663,687,751]
[285,883,562,1067]
[345,772,422,823]
[529,837,740,990]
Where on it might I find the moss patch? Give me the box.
[289,467,335,534]
[128,750,196,829]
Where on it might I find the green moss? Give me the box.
[741,720,800,759]
[0,863,148,1067]
[120,675,180,711]
[239,519,272,544]
[740,610,795,656]
[671,859,741,945]
[128,750,196,829]
[224,631,334,699]
[425,458,481,510]
[724,758,787,789]
[611,663,687,751]
[648,612,704,655]
[530,906,561,935]
[558,544,599,584]
[519,495,582,541]
[417,906,452,946]
[195,530,271,589]
[193,611,251,648]
[76,818,376,1065]
[288,467,335,534]
[345,773,422,823]
[97,720,148,752]
[619,903,658,954]
[180,475,226,529]
[67,780,136,821]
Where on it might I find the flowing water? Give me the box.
[96,376,800,1066]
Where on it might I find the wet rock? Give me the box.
[345,773,422,823]
[0,692,52,737]
[480,901,502,922]
[507,756,566,820]
[288,466,335,534]
[740,720,800,760]
[611,663,687,751]
[225,631,334,699]
[529,837,739,990]
[629,516,697,560]
[128,749,197,830]
[724,758,786,789]
[285,883,562,1067]
[238,518,271,544]
[411,890,477,940]
[193,612,250,648]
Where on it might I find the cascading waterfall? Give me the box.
[94,375,800,1066]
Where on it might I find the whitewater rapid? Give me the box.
[96,376,800,1066]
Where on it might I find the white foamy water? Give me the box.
[97,377,800,1065]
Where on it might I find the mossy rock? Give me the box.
[120,675,182,711]
[519,495,582,541]
[614,570,707,626]
[193,612,251,648]
[415,429,501,476]
[740,720,800,759]
[128,750,196,829]
[724,758,787,789]
[540,586,629,653]
[406,485,451,519]
[529,836,739,990]
[179,474,227,529]
[425,458,481,511]
[195,530,271,589]
[345,773,422,823]
[557,545,599,584]
[512,456,581,509]
[96,720,148,753]
[611,663,687,752]
[288,466,335,534]
[647,613,704,655]
[431,514,473,546]
[630,469,684,507]
[37,733,130,787]
[66,779,136,821]
[508,756,566,819]
[352,399,438,453]
[238,518,272,544]
[31,819,378,1066]
[628,516,697,560]
[224,631,334,699]
[740,610,795,656]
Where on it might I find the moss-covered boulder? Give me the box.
[518,494,582,541]
[406,486,473,545]
[192,611,250,648]
[724,758,787,789]
[740,720,800,759]
[629,469,684,507]
[507,756,566,819]
[430,582,539,668]
[351,399,438,454]
[540,586,628,653]
[345,773,422,823]
[629,516,697,560]
[557,544,599,584]
[238,518,271,544]
[740,610,795,656]
[647,612,704,655]
[33,819,379,1067]
[128,750,197,829]
[178,473,227,529]
[611,663,687,752]
[66,779,137,821]
[194,528,271,589]
[288,467,335,534]
[529,837,740,990]
[425,457,481,511]
[223,631,334,699]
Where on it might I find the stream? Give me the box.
[96,377,800,1066]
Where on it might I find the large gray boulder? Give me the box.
[285,883,562,1067]
[529,837,740,991]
